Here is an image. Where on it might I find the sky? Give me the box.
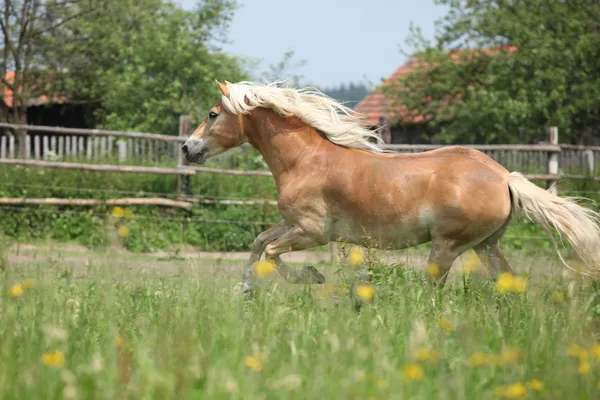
[178,0,449,88]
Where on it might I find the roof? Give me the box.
[354,46,518,126]
[2,71,67,108]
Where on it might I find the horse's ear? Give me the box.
[215,80,229,97]
[224,80,232,85]
[244,95,251,106]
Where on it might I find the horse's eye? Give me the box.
[208,111,218,119]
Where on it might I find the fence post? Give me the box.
[583,149,594,176]
[546,126,559,195]
[178,115,193,196]
[379,116,392,144]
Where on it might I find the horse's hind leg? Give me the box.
[474,242,513,279]
[473,217,514,279]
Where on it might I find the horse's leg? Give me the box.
[473,216,513,279]
[426,240,461,287]
[240,220,291,293]
[264,226,326,284]
[474,242,514,279]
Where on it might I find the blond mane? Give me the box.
[220,81,385,153]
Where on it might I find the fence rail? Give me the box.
[1,120,599,189]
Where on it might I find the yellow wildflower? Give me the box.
[495,272,528,294]
[551,291,564,304]
[468,352,496,367]
[578,361,591,375]
[244,352,265,372]
[402,363,424,381]
[41,350,65,368]
[527,379,544,391]
[498,347,521,365]
[114,335,125,348]
[568,343,586,358]
[348,247,364,266]
[502,382,527,399]
[355,284,375,301]
[8,283,24,298]
[590,343,600,359]
[377,378,389,389]
[437,318,455,333]
[254,260,276,279]
[426,263,440,278]
[117,225,130,238]
[22,279,35,289]
[414,347,441,364]
[123,208,134,219]
[461,251,481,274]
[111,206,124,218]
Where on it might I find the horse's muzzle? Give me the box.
[182,138,207,164]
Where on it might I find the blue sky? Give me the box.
[178,0,448,88]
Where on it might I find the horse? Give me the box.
[182,80,600,293]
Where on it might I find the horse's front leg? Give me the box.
[240,220,291,293]
[264,226,327,284]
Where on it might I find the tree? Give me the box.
[385,0,600,144]
[62,0,248,135]
[0,0,110,155]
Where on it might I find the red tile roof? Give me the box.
[354,46,517,126]
[2,71,67,108]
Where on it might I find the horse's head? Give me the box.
[182,80,246,164]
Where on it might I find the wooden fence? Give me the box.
[1,120,599,191]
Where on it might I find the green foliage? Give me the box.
[59,0,248,135]
[2,250,600,398]
[386,0,600,144]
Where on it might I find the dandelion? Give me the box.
[578,361,591,375]
[244,352,265,372]
[22,279,35,289]
[468,352,496,367]
[254,260,276,279]
[426,263,440,278]
[495,272,528,294]
[527,379,544,391]
[414,347,441,364]
[355,284,375,301]
[348,247,364,266]
[117,225,130,238]
[402,363,424,381]
[115,335,125,348]
[123,208,134,219]
[8,283,24,298]
[41,350,65,368]
[437,317,455,333]
[498,347,521,365]
[377,378,389,389]
[590,344,600,359]
[461,251,481,274]
[551,291,564,304]
[111,206,124,218]
[502,382,528,399]
[568,343,586,358]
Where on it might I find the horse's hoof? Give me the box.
[301,265,326,284]
[232,281,254,296]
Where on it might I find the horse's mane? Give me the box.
[220,81,385,153]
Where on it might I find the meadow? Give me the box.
[2,241,600,400]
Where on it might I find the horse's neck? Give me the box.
[246,110,329,183]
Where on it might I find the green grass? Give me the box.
[2,245,600,399]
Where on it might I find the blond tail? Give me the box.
[507,171,600,277]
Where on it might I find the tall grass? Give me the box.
[2,248,600,399]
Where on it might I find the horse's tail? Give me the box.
[507,171,600,277]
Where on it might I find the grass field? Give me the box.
[2,242,600,399]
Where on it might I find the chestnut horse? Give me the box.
[182,80,600,292]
